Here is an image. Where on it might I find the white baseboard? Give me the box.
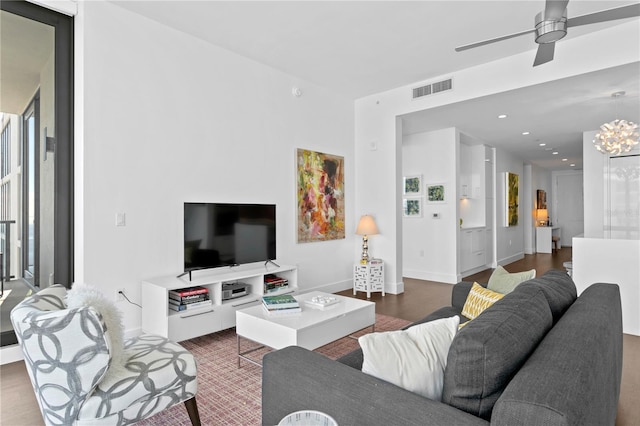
[385,280,404,295]
[300,279,352,295]
[299,278,405,296]
[0,344,24,365]
[403,269,459,284]
[498,252,525,266]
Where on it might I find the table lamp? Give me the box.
[536,209,548,226]
[356,215,379,264]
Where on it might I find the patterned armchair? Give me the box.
[10,285,200,426]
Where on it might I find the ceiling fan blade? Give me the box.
[544,0,569,20]
[567,3,640,27]
[455,28,535,52]
[533,42,556,66]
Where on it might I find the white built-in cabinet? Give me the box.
[141,264,298,342]
[461,227,485,272]
[460,143,494,275]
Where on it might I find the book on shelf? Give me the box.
[262,304,301,316]
[168,294,210,305]
[262,294,299,310]
[169,292,209,303]
[169,286,208,298]
[168,299,212,312]
[264,274,289,292]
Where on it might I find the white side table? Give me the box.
[353,262,385,298]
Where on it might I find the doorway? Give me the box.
[0,2,73,348]
[554,172,584,247]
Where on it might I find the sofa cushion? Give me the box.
[461,283,504,320]
[442,285,553,420]
[359,316,460,400]
[517,269,577,323]
[487,265,536,294]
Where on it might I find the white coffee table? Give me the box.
[236,291,375,367]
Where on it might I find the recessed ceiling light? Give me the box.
[522,131,530,135]
[498,114,507,119]
[570,164,576,167]
[562,158,568,161]
[552,151,559,155]
[539,143,546,146]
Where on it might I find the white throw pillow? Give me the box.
[359,315,460,400]
[66,283,126,376]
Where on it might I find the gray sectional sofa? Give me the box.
[262,270,623,426]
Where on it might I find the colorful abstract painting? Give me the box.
[506,172,519,227]
[297,149,345,243]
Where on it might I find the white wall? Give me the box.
[573,237,640,336]
[75,2,355,334]
[575,130,639,336]
[583,130,606,237]
[355,21,640,284]
[402,128,458,283]
[552,170,584,246]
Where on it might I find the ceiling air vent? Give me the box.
[412,78,453,99]
[412,85,432,99]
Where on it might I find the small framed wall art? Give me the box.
[426,183,446,203]
[403,175,422,196]
[403,198,423,218]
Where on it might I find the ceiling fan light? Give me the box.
[593,119,640,156]
[535,12,568,44]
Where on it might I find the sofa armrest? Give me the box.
[262,346,489,426]
[491,283,622,426]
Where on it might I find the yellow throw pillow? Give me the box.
[461,282,505,320]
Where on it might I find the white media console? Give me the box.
[141,264,298,342]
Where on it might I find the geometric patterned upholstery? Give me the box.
[461,282,504,320]
[10,285,200,426]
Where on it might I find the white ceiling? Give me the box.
[112,0,638,99]
[3,1,638,172]
[111,0,640,171]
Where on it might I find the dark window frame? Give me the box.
[1,0,74,286]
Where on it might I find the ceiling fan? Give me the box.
[455,0,640,66]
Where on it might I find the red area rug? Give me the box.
[137,313,411,425]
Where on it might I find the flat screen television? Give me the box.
[184,203,276,271]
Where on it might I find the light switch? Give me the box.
[116,212,126,227]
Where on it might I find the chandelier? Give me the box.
[593,92,640,156]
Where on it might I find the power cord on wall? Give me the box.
[119,290,142,308]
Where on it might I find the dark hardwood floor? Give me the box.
[2,248,637,425]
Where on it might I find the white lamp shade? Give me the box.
[536,209,548,222]
[356,215,379,236]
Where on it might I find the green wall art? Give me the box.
[506,172,519,227]
[403,175,422,195]
[403,198,422,217]
[426,183,445,203]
